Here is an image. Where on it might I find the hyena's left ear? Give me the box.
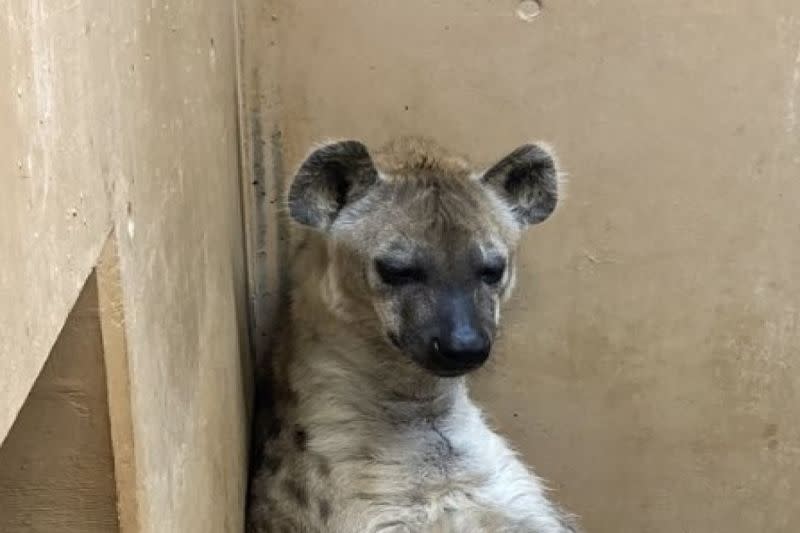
[481,143,560,226]
[288,140,379,230]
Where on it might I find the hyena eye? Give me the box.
[375,259,426,286]
[479,262,506,285]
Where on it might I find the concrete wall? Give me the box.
[1,1,248,532]
[242,1,800,531]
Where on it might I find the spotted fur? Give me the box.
[247,137,579,533]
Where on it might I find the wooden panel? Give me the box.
[0,272,119,532]
[97,237,140,533]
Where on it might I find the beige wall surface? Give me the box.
[245,1,800,531]
[1,1,248,532]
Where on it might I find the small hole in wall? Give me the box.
[516,0,542,21]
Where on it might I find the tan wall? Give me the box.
[243,1,800,531]
[1,2,248,532]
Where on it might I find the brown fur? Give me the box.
[248,137,577,532]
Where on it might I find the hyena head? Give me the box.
[289,137,560,377]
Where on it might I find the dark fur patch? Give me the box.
[314,454,332,478]
[246,513,272,533]
[294,426,309,451]
[266,417,283,440]
[283,478,309,507]
[409,490,427,505]
[432,423,454,457]
[262,454,283,475]
[318,498,331,522]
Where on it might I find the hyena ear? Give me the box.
[481,143,559,226]
[288,140,379,230]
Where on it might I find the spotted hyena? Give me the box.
[247,137,579,532]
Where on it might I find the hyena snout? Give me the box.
[423,291,493,377]
[430,325,491,375]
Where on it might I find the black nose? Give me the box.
[432,327,491,370]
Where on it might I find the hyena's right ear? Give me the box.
[288,140,379,230]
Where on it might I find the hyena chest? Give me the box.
[321,424,490,525]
